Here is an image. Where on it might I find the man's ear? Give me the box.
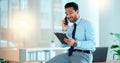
[76,10,79,14]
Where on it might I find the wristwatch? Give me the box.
[73,42,77,47]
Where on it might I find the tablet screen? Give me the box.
[54,32,68,44]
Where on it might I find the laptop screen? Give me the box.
[93,47,108,62]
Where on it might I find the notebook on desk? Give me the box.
[93,47,108,62]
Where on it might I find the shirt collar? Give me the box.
[74,17,82,25]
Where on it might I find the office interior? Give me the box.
[0,0,120,63]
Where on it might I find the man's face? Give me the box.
[65,7,79,23]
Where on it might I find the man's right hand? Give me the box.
[62,19,69,31]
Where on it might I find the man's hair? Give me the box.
[65,2,79,11]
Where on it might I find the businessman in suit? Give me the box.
[46,2,96,63]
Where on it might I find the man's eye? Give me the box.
[69,12,73,14]
[70,13,73,14]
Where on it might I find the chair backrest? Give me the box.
[93,47,108,62]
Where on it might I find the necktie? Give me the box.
[68,23,77,56]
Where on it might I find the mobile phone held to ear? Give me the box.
[64,17,68,25]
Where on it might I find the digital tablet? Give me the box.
[54,32,68,44]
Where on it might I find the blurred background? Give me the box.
[0,0,120,61]
[0,0,99,48]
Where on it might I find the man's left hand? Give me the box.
[64,38,75,46]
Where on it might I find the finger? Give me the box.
[64,38,68,42]
[64,38,67,40]
[62,19,65,24]
[69,37,73,40]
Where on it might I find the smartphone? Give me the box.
[64,17,68,25]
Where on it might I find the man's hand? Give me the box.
[64,37,75,46]
[62,19,69,31]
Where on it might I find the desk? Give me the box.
[93,60,120,63]
[19,47,68,63]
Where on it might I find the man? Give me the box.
[46,2,96,63]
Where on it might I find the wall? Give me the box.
[99,0,120,60]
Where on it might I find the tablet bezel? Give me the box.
[54,32,68,44]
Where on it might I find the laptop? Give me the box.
[54,32,68,44]
[93,47,108,62]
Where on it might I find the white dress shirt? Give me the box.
[65,17,96,52]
